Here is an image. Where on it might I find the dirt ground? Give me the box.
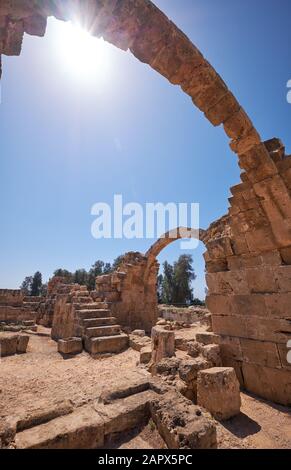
[1,327,290,449]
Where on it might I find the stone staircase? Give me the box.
[72,290,128,355]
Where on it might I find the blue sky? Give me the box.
[0,0,291,299]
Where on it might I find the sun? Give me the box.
[57,21,110,82]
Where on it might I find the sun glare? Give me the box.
[57,22,110,82]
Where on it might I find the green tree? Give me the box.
[41,283,48,297]
[157,273,163,303]
[74,269,88,286]
[112,255,126,271]
[172,255,196,305]
[20,276,33,296]
[103,262,112,274]
[30,271,43,297]
[53,269,74,283]
[161,261,175,304]
[87,260,105,290]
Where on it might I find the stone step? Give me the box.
[74,302,108,310]
[84,333,129,355]
[72,296,91,303]
[76,309,111,319]
[84,325,121,338]
[15,405,104,449]
[81,317,117,328]
[15,390,155,449]
[23,302,39,309]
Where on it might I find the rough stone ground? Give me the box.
[0,327,290,449]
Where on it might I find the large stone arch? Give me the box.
[1,1,291,405]
[145,227,205,261]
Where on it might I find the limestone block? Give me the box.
[132,329,145,337]
[238,144,277,181]
[1,20,24,55]
[58,337,83,355]
[204,91,240,127]
[182,62,217,97]
[16,335,29,354]
[223,108,254,141]
[245,227,277,252]
[219,335,243,362]
[178,357,209,384]
[15,405,104,449]
[186,341,202,358]
[150,390,217,449]
[197,367,241,420]
[230,128,261,154]
[240,338,281,368]
[192,76,227,113]
[140,345,152,364]
[151,326,175,364]
[279,246,291,265]
[265,293,291,318]
[195,332,220,345]
[206,294,235,315]
[275,266,291,293]
[201,344,221,367]
[23,14,47,36]
[129,334,151,351]
[154,357,181,377]
[212,314,291,343]
[0,335,18,357]
[242,363,291,406]
[207,237,233,260]
[130,6,172,65]
[232,294,267,317]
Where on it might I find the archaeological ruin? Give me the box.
[0,0,291,451]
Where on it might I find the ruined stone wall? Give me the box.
[1,1,290,404]
[0,289,24,306]
[203,139,291,406]
[0,289,40,322]
[95,252,159,333]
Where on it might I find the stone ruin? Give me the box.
[0,1,291,411]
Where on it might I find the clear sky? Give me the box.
[1,0,291,299]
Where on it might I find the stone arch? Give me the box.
[1,1,291,405]
[145,227,206,261]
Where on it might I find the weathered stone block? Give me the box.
[23,14,47,37]
[280,246,291,265]
[240,338,281,368]
[0,335,18,357]
[140,345,152,364]
[223,108,254,141]
[230,128,261,154]
[197,367,241,420]
[204,91,240,126]
[264,293,291,318]
[242,363,291,406]
[195,332,220,345]
[16,335,29,354]
[58,337,83,355]
[151,326,175,364]
[201,344,221,367]
[219,335,243,362]
[179,357,209,383]
[150,390,217,449]
[15,405,105,449]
